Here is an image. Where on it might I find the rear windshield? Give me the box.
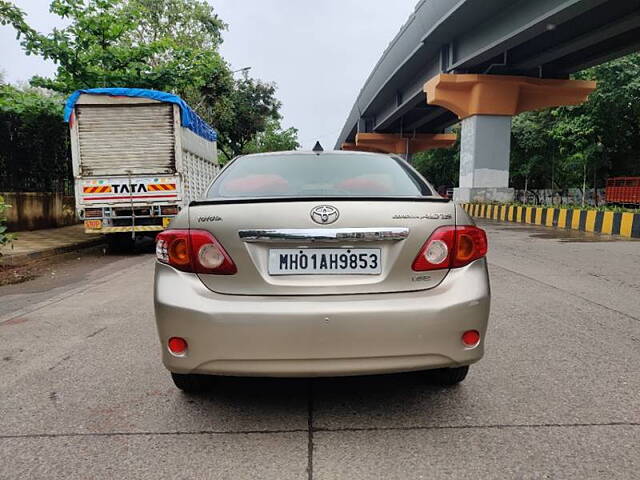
[206,153,433,199]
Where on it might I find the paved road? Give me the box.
[1,221,638,479]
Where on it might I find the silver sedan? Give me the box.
[154,151,490,392]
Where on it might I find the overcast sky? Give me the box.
[0,0,416,149]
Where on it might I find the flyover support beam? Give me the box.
[343,133,456,156]
[424,74,596,203]
[341,142,385,154]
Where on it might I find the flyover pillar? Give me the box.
[458,115,513,203]
[424,74,596,203]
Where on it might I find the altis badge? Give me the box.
[392,213,452,220]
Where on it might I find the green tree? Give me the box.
[197,76,284,160]
[1,0,297,161]
[0,0,227,93]
[510,53,640,192]
[0,194,16,254]
[0,84,71,193]
[127,0,225,50]
[242,118,300,155]
[510,110,557,195]
[412,128,460,189]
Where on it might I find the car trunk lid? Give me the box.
[189,199,455,296]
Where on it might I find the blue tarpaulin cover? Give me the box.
[64,88,217,142]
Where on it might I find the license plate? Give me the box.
[268,248,381,275]
[84,219,102,229]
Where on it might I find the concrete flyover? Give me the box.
[335,0,640,202]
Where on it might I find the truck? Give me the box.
[64,88,219,249]
[606,177,640,206]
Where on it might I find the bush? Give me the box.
[0,195,15,255]
[0,84,72,193]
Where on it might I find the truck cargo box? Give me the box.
[64,88,219,236]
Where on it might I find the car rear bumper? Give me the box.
[153,258,491,377]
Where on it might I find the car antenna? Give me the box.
[312,141,323,154]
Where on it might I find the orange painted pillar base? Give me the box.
[422,74,596,202]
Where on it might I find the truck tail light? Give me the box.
[160,205,179,216]
[412,226,487,271]
[84,208,102,218]
[156,229,237,274]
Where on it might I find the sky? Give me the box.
[0,0,416,149]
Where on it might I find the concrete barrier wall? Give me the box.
[463,203,640,238]
[1,192,77,231]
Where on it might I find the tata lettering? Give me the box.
[112,183,148,194]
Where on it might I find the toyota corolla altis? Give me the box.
[154,151,490,392]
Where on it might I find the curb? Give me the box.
[0,237,105,267]
[463,204,640,238]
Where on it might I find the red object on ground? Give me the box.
[606,177,640,205]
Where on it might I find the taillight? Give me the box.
[156,229,237,274]
[160,205,179,216]
[84,208,103,218]
[412,225,487,271]
[453,226,488,267]
[189,230,237,274]
[412,226,455,271]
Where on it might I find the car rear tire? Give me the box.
[427,366,469,386]
[171,373,211,393]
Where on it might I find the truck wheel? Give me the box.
[426,366,469,386]
[171,373,211,393]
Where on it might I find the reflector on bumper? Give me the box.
[85,225,165,233]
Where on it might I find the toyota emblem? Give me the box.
[310,205,339,225]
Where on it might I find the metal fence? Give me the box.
[514,188,606,206]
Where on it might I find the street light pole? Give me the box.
[231,67,251,78]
